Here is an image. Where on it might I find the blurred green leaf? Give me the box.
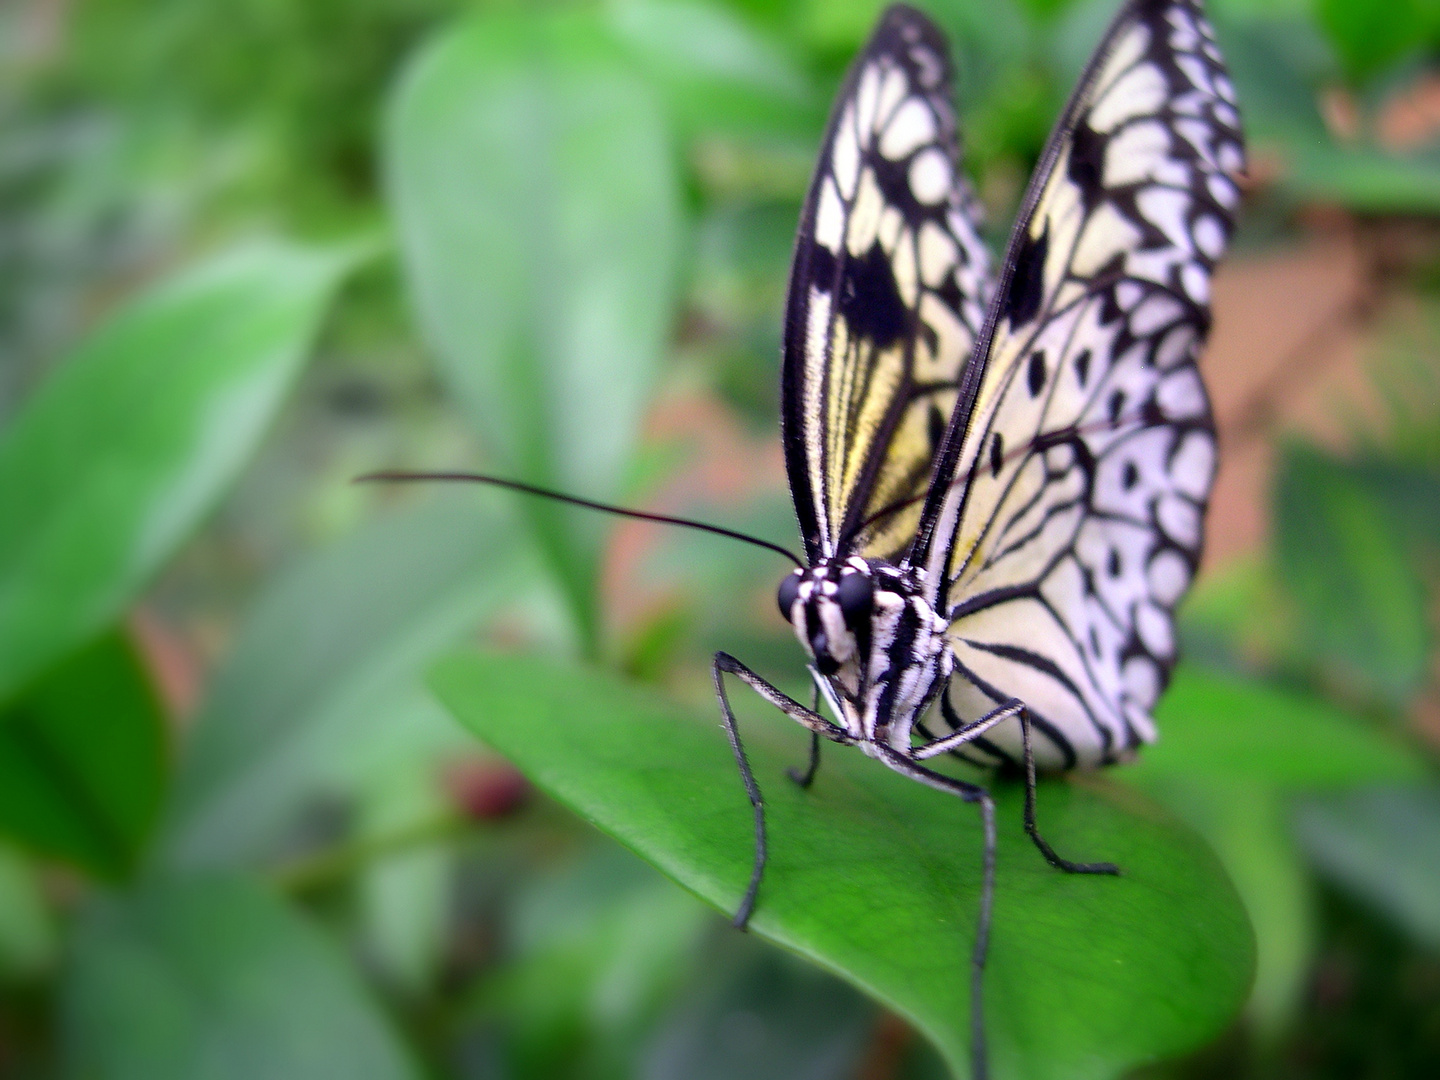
[478,844,710,1079]
[356,767,453,997]
[386,9,682,652]
[1349,457,1440,556]
[1284,142,1440,216]
[1274,443,1431,706]
[0,239,368,708]
[432,652,1253,1080]
[642,929,876,1080]
[1134,665,1426,789]
[0,841,56,983]
[606,0,816,137]
[61,873,419,1080]
[1130,665,1428,1033]
[798,0,886,52]
[1314,0,1431,84]
[0,630,166,879]
[1294,786,1440,948]
[160,494,537,869]
[1132,777,1313,1037]
[1218,12,1440,213]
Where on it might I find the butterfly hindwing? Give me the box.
[782,4,993,565]
[913,0,1242,768]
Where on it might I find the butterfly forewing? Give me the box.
[913,0,1243,768]
[781,4,993,565]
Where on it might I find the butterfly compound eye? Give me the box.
[835,571,873,622]
[777,571,803,620]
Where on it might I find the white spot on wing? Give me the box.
[917,220,958,287]
[1170,431,1215,500]
[880,98,937,160]
[876,65,909,129]
[833,107,861,199]
[1089,62,1168,133]
[908,147,951,205]
[815,177,845,253]
[847,168,884,255]
[1147,549,1190,606]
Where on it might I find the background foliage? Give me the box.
[1,0,1438,1077]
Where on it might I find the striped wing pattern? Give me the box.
[781,4,992,565]
[920,0,1243,769]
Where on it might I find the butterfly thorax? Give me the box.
[778,556,952,749]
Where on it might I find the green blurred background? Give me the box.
[1,0,1438,1076]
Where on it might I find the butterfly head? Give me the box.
[776,557,879,680]
[778,557,951,743]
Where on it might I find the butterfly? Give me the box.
[364,1,1242,1073]
[707,1,1244,1074]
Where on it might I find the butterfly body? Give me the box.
[779,558,951,752]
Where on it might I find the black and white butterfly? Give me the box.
[368,2,1242,1074]
[709,1,1242,1073]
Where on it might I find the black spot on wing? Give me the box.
[989,432,1004,478]
[1066,121,1105,207]
[807,241,838,295]
[1004,224,1048,328]
[1027,350,1046,397]
[839,242,908,349]
[928,402,946,447]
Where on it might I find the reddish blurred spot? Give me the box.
[1378,72,1440,153]
[127,606,205,723]
[443,758,530,820]
[604,390,787,633]
[1319,86,1362,144]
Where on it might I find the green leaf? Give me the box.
[643,929,878,1080]
[0,841,56,983]
[1274,443,1432,706]
[478,843,711,1079]
[61,873,418,1080]
[386,9,682,651]
[0,239,368,708]
[1314,0,1430,83]
[606,0,816,137]
[159,494,536,870]
[355,767,453,997]
[1135,665,1426,789]
[1132,778,1313,1037]
[431,652,1253,1080]
[1294,786,1440,948]
[0,630,167,879]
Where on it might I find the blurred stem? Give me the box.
[271,813,470,895]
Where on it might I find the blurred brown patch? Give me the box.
[1202,228,1384,573]
[604,390,787,634]
[1378,71,1440,153]
[127,606,205,723]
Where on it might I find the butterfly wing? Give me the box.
[911,0,1243,769]
[781,4,993,565]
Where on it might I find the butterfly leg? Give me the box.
[786,684,823,788]
[712,652,853,930]
[873,744,996,1080]
[911,698,1025,760]
[1019,707,1119,876]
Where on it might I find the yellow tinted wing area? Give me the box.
[781,5,992,564]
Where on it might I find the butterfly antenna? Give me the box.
[356,470,804,568]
